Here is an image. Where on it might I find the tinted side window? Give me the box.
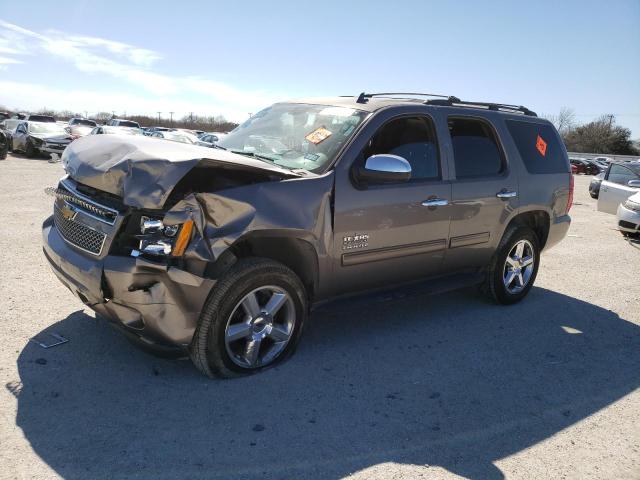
[449,118,503,178]
[506,120,566,174]
[363,116,440,181]
[608,164,639,185]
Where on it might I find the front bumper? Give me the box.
[544,214,571,250]
[617,204,640,233]
[41,143,69,155]
[42,215,215,351]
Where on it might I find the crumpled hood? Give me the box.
[61,134,298,209]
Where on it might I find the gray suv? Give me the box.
[42,93,572,378]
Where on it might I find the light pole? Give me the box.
[169,111,174,127]
[157,112,161,124]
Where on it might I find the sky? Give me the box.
[0,0,638,135]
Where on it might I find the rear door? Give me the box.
[442,115,518,271]
[598,164,640,214]
[331,108,452,295]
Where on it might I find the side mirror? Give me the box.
[628,179,640,188]
[355,154,412,185]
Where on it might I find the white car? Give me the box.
[598,162,640,235]
[617,191,640,237]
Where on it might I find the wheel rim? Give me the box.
[503,239,535,294]
[224,286,296,369]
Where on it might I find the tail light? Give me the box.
[566,173,574,214]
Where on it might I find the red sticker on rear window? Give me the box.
[536,135,547,156]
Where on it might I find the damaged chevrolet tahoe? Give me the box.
[42,93,572,378]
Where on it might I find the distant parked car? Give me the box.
[149,130,201,144]
[0,111,10,121]
[68,118,97,128]
[107,118,141,129]
[584,159,605,174]
[26,114,56,123]
[593,156,613,165]
[12,121,73,157]
[67,125,95,139]
[617,190,640,238]
[597,163,640,229]
[142,126,172,136]
[89,126,143,136]
[589,172,605,198]
[0,129,7,160]
[0,118,22,152]
[570,158,598,175]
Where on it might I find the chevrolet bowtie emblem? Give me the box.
[60,203,77,221]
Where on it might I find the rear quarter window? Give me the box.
[506,120,567,174]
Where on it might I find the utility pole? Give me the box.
[169,111,174,127]
[112,110,116,119]
[157,112,161,124]
[84,111,88,119]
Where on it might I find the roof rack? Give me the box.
[356,92,451,103]
[424,98,537,117]
[354,92,537,117]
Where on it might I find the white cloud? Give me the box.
[0,20,285,121]
[0,80,257,122]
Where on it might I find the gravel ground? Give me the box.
[0,153,638,480]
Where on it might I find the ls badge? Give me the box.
[342,233,369,250]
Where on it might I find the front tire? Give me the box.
[25,140,38,158]
[481,226,540,305]
[190,258,308,378]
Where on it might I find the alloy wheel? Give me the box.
[503,239,535,294]
[224,286,296,368]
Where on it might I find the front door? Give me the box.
[598,163,640,214]
[330,110,452,296]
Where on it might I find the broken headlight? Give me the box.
[136,216,193,257]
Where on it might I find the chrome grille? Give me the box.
[45,182,118,225]
[54,205,107,255]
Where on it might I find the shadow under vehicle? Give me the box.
[10,286,640,479]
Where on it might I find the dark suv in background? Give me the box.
[42,93,572,378]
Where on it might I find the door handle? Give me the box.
[421,198,449,207]
[496,190,517,199]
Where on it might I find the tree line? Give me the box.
[545,108,639,155]
[0,106,240,133]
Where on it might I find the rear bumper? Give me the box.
[42,215,215,351]
[544,214,571,250]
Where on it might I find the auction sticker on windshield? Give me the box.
[305,126,332,145]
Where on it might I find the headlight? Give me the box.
[623,200,640,212]
[137,217,194,256]
[31,136,43,146]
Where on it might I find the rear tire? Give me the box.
[190,257,308,378]
[481,226,540,305]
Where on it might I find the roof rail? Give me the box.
[355,92,451,103]
[425,98,537,117]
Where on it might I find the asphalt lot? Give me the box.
[0,152,638,480]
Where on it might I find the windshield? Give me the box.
[28,122,66,134]
[71,119,97,127]
[104,126,142,135]
[118,120,140,128]
[163,131,197,144]
[218,103,368,172]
